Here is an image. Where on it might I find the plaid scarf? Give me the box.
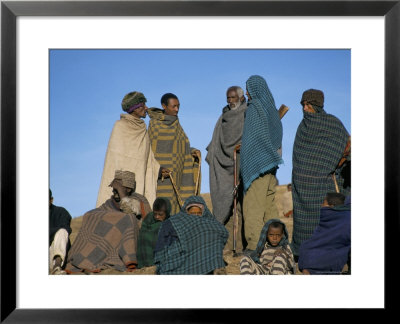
[148,108,201,214]
[240,75,283,193]
[291,108,350,256]
[154,196,228,274]
[136,197,171,268]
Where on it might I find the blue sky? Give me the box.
[50,49,350,218]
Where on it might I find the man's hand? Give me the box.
[234,144,241,152]
[160,167,171,179]
[191,149,201,161]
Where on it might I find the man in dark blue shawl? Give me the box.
[291,89,351,258]
[240,75,283,251]
[298,194,351,274]
[154,196,228,275]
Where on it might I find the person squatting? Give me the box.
[50,76,351,275]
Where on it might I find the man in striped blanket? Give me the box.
[291,89,351,259]
[240,219,295,275]
[147,93,201,215]
[154,196,228,275]
[65,170,151,274]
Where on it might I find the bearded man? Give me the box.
[240,75,284,252]
[66,170,151,273]
[96,91,160,208]
[147,93,201,215]
[291,89,350,259]
[206,86,247,253]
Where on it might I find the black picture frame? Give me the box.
[1,0,398,322]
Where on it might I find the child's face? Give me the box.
[267,227,284,247]
[322,198,332,207]
[187,206,203,216]
[153,209,167,222]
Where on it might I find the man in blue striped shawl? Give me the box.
[240,75,284,251]
[153,196,228,275]
[291,89,351,258]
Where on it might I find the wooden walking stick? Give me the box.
[332,136,351,193]
[168,171,184,208]
[232,144,240,254]
[194,151,201,196]
[332,173,340,193]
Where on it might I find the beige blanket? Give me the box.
[96,113,160,207]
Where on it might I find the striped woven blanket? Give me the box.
[148,108,200,214]
[65,199,140,273]
[291,108,350,256]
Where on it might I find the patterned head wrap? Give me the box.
[301,89,324,108]
[121,91,147,113]
[109,170,136,189]
[240,75,283,192]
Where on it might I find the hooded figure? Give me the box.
[240,75,284,250]
[240,218,295,275]
[136,197,172,268]
[154,196,228,275]
[298,196,351,274]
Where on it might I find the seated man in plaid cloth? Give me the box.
[65,170,151,274]
[154,196,228,275]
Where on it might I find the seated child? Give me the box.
[136,197,171,269]
[298,192,351,275]
[240,219,295,275]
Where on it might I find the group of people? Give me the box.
[49,74,351,275]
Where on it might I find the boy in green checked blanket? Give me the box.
[240,219,295,275]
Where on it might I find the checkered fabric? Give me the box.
[147,108,200,214]
[154,196,228,275]
[65,199,140,273]
[240,75,283,193]
[291,107,350,256]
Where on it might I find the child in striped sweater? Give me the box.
[240,219,295,275]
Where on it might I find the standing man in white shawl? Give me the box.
[206,86,247,253]
[96,91,161,208]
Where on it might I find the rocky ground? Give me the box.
[68,185,295,275]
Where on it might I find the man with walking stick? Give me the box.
[148,93,201,215]
[206,86,248,254]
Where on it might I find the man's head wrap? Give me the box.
[109,170,136,189]
[121,91,147,113]
[301,89,324,108]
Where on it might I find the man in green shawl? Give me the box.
[240,75,284,252]
[148,93,201,215]
[136,197,171,268]
[291,89,351,259]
